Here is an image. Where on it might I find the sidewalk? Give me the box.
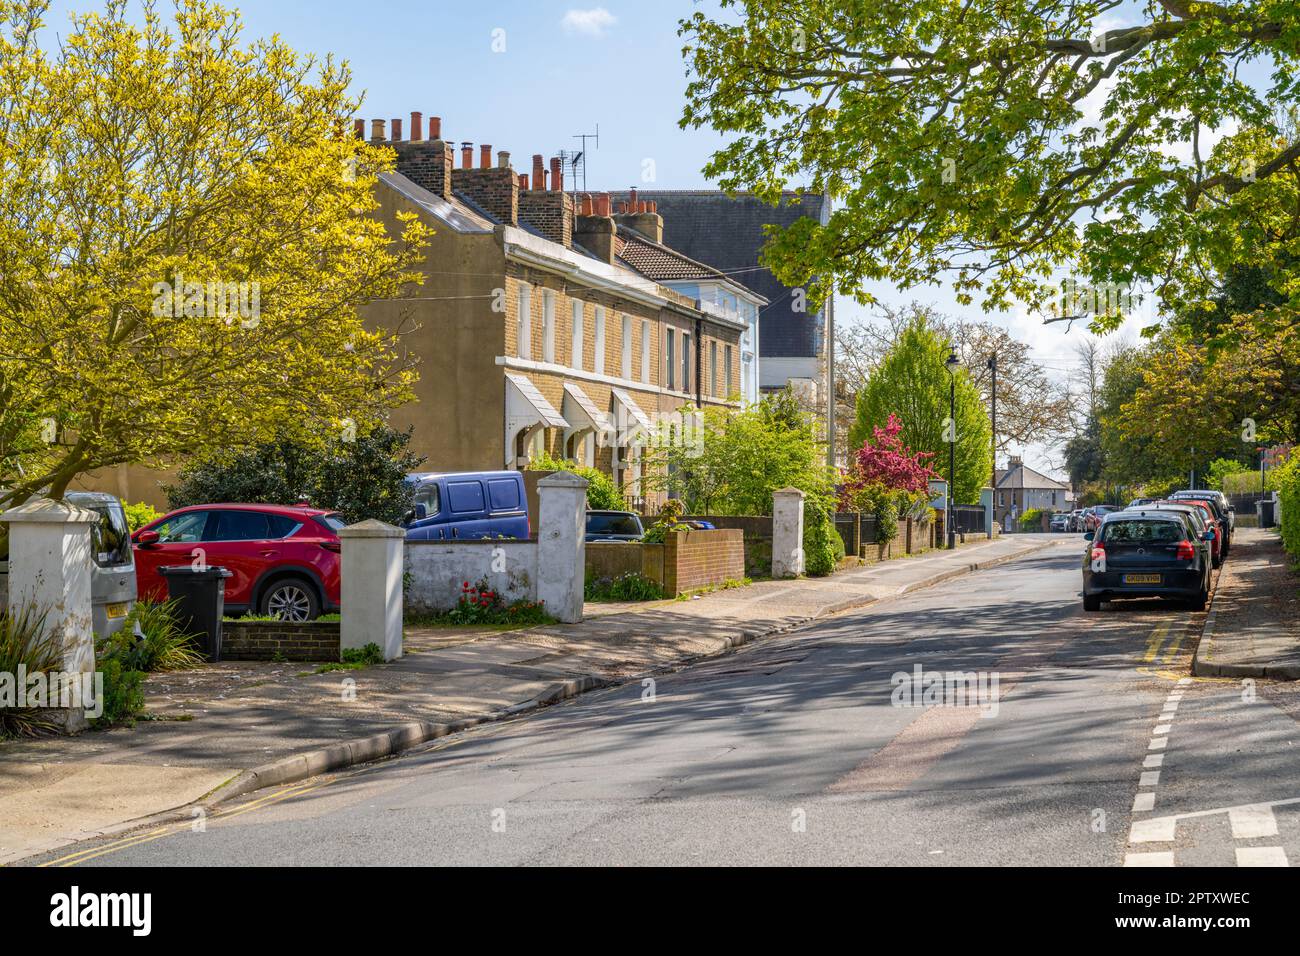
[1193,527,1300,680]
[0,532,1060,864]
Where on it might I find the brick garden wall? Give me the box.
[222,620,341,662]
[663,528,745,595]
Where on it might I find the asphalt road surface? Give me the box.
[30,544,1300,867]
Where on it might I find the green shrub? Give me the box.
[585,571,665,602]
[0,605,62,738]
[1019,507,1044,531]
[803,501,839,576]
[123,501,161,532]
[91,655,145,729]
[1274,453,1300,557]
[116,600,204,671]
[342,642,383,665]
[529,450,626,510]
[642,498,687,544]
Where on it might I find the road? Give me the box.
[30,544,1300,867]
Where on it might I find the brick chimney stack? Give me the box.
[613,187,664,244]
[367,112,453,200]
[575,191,616,263]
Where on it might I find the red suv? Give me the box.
[132,504,345,621]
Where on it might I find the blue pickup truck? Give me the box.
[402,471,530,540]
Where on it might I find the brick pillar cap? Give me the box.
[773,487,805,498]
[538,472,589,489]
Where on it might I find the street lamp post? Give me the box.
[987,353,997,540]
[945,350,960,549]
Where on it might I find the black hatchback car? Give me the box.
[1082,511,1213,612]
[585,510,645,542]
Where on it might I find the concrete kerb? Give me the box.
[27,536,1064,859]
[1192,603,1300,680]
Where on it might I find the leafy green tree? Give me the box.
[849,320,991,503]
[644,390,841,575]
[164,426,425,524]
[0,0,428,556]
[679,1,1300,325]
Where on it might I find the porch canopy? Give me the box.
[505,372,568,468]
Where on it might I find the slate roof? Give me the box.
[633,190,827,359]
[996,462,1070,491]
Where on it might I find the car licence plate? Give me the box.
[106,602,129,619]
[1122,574,1161,585]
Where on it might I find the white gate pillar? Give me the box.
[1,498,98,732]
[537,472,587,623]
[772,487,805,578]
[339,519,405,661]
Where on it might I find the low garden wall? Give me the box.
[405,540,538,614]
[222,620,341,662]
[679,515,772,577]
[585,528,745,596]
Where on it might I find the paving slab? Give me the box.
[1193,528,1300,680]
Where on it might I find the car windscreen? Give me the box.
[1099,519,1184,543]
[586,514,642,536]
[87,502,132,568]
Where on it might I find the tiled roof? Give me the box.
[614,229,727,282]
[996,463,1069,491]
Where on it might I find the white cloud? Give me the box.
[561,7,617,37]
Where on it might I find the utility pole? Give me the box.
[826,284,835,472]
[987,353,997,539]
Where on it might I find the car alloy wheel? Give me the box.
[267,584,313,622]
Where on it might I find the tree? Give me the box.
[679,1,1300,323]
[643,389,842,575]
[839,303,1070,459]
[164,426,426,525]
[849,319,992,502]
[0,0,429,554]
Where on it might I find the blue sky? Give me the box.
[38,0,1175,478]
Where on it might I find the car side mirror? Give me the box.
[1084,531,1095,541]
[135,530,160,546]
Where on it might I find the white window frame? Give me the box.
[541,289,556,363]
[571,300,584,371]
[593,305,606,374]
[621,314,632,380]
[517,284,531,359]
[640,320,651,382]
[665,328,675,390]
[681,332,691,393]
[724,344,732,396]
[710,341,718,396]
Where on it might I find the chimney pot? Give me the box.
[480,144,492,169]
[353,118,365,140]
[629,187,638,209]
[370,119,385,140]
[410,111,423,141]
[550,156,563,192]
[428,116,442,140]
[391,118,402,141]
[461,143,473,168]
[647,201,657,214]
[595,193,611,217]
[498,150,511,169]
[531,155,545,191]
[519,173,529,190]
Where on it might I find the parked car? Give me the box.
[1170,490,1235,545]
[1068,509,1085,532]
[133,503,344,621]
[0,491,138,638]
[1082,511,1213,611]
[1049,512,1070,532]
[1082,505,1121,532]
[585,510,645,542]
[1127,497,1158,508]
[1130,502,1222,568]
[403,471,529,541]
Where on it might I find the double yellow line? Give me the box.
[39,777,328,867]
[39,724,479,867]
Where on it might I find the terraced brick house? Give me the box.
[362,114,748,510]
